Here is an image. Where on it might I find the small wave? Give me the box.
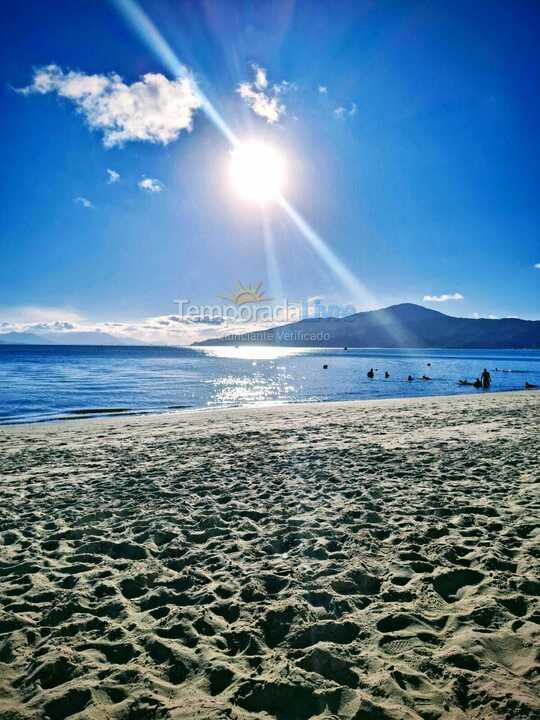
[68,407,131,415]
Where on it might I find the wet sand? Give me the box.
[0,391,539,719]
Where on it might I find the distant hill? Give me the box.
[42,331,145,346]
[0,330,145,346]
[194,303,540,349]
[0,332,52,345]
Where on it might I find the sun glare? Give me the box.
[230,141,285,204]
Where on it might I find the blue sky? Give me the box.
[1,0,539,343]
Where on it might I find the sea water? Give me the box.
[0,345,538,424]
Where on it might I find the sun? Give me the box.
[230,141,285,204]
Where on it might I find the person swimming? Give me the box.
[459,378,481,388]
[367,368,374,378]
[407,375,414,381]
[323,364,328,369]
[525,381,538,389]
[422,375,431,380]
[384,371,390,378]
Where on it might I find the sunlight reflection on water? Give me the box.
[206,372,296,406]
[197,346,311,361]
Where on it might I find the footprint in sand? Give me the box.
[432,568,485,603]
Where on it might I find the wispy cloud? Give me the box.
[74,196,93,208]
[0,306,83,323]
[334,102,357,119]
[237,65,289,124]
[19,65,202,147]
[318,85,328,94]
[534,262,540,269]
[107,168,120,183]
[138,177,164,193]
[423,292,464,302]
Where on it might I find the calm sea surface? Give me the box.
[0,345,538,424]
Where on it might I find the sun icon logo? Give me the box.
[220,281,272,306]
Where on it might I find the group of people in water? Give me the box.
[365,367,433,381]
[364,366,536,390]
[367,366,493,388]
[321,359,537,390]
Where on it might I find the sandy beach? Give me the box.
[0,391,538,720]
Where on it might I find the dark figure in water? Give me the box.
[422,375,432,381]
[384,371,390,378]
[344,346,348,351]
[408,375,414,381]
[473,378,482,388]
[323,364,328,369]
[525,381,538,389]
[481,368,491,389]
[367,368,374,378]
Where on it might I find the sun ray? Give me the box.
[278,196,374,306]
[111,0,239,147]
[261,212,284,306]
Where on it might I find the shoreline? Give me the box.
[0,391,538,719]
[1,385,538,430]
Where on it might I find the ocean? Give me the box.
[0,344,538,424]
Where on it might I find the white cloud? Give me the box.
[237,65,288,124]
[273,80,296,95]
[254,66,268,90]
[107,168,120,183]
[0,306,83,324]
[534,263,540,269]
[334,102,357,119]
[74,196,93,208]
[473,312,499,320]
[20,64,202,147]
[138,177,164,193]
[423,293,464,302]
[319,85,328,94]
